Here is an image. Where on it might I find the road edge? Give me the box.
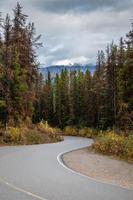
[57,147,133,191]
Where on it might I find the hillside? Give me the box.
[39,64,95,78]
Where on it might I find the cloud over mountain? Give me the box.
[1,0,133,66]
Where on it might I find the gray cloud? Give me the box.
[33,0,133,13]
[0,0,133,66]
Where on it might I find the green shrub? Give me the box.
[24,131,41,144]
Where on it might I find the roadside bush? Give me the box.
[63,126,99,138]
[37,121,63,142]
[24,130,42,144]
[79,128,99,138]
[92,131,133,162]
[63,126,78,136]
[1,121,63,145]
[4,127,21,144]
[79,127,91,137]
[124,135,133,161]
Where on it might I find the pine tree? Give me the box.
[83,70,94,126]
[68,71,77,125]
[93,50,106,128]
[117,28,133,131]
[0,3,42,126]
[2,14,12,126]
[42,71,54,123]
[54,73,62,127]
[11,49,27,126]
[32,72,44,123]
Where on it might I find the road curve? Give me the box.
[0,136,132,200]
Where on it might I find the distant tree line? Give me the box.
[0,3,132,133]
[34,30,133,132]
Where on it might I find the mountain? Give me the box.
[39,64,95,79]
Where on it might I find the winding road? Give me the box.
[0,136,132,200]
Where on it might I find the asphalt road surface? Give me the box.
[0,136,132,200]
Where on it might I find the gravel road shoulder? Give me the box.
[63,148,133,190]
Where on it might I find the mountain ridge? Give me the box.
[39,64,96,78]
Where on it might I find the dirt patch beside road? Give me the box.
[63,148,133,190]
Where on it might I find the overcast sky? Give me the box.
[1,0,133,66]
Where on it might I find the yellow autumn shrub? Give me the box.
[63,126,78,136]
[63,126,98,138]
[4,127,21,143]
[92,131,133,162]
[38,121,63,141]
